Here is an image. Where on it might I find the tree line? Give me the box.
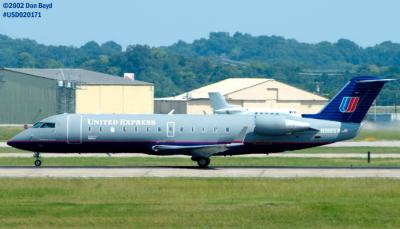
[0,32,399,105]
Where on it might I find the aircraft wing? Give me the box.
[151,127,248,158]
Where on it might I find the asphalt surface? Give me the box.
[1,166,400,178]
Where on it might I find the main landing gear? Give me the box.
[34,152,42,167]
[192,157,210,168]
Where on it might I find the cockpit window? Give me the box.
[41,122,55,128]
[32,122,55,128]
[32,122,44,128]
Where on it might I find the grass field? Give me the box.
[0,178,399,228]
[1,156,400,167]
[353,129,400,141]
[0,126,24,141]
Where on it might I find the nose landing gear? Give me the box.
[34,152,42,167]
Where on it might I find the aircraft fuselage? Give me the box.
[8,113,359,155]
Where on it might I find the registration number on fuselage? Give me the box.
[319,128,340,134]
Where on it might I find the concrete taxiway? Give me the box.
[1,166,400,178]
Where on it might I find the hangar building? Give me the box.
[0,68,153,124]
[155,78,327,115]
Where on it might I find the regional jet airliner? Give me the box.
[7,76,392,167]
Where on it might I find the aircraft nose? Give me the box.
[6,138,21,148]
[7,131,31,149]
[6,139,15,147]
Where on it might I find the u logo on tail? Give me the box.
[339,97,359,113]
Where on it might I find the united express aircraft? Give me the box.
[7,76,392,167]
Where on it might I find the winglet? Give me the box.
[168,109,175,115]
[229,126,248,144]
[225,126,248,148]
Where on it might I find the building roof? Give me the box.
[164,77,327,101]
[171,78,270,99]
[2,68,152,85]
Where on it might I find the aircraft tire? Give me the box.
[197,158,210,168]
[34,159,42,167]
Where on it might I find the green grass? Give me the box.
[353,129,400,141]
[295,146,400,154]
[0,147,27,153]
[1,156,400,167]
[0,178,400,228]
[0,126,24,141]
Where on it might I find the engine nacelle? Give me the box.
[254,115,311,136]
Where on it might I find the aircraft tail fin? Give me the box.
[209,92,237,111]
[302,76,393,123]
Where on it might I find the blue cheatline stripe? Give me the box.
[339,97,350,113]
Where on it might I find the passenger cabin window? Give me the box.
[123,127,126,132]
[88,127,92,132]
[180,127,184,132]
[214,127,218,133]
[202,127,206,133]
[134,127,138,133]
[99,127,103,132]
[33,122,55,128]
[225,128,230,133]
[146,127,151,132]
[158,127,162,132]
[191,127,195,133]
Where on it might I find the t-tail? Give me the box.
[303,76,393,123]
[209,92,237,111]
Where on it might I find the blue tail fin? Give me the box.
[303,76,392,123]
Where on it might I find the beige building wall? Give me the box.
[242,100,325,114]
[76,85,154,114]
[187,100,243,114]
[187,100,213,114]
[157,78,327,115]
[226,80,326,114]
[185,79,327,114]
[186,99,325,115]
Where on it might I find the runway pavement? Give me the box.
[0,142,8,147]
[1,166,400,178]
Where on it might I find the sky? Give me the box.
[1,0,399,48]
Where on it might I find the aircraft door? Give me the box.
[166,122,175,137]
[67,114,82,144]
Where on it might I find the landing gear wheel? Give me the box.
[34,159,42,167]
[34,152,41,167]
[197,158,210,168]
